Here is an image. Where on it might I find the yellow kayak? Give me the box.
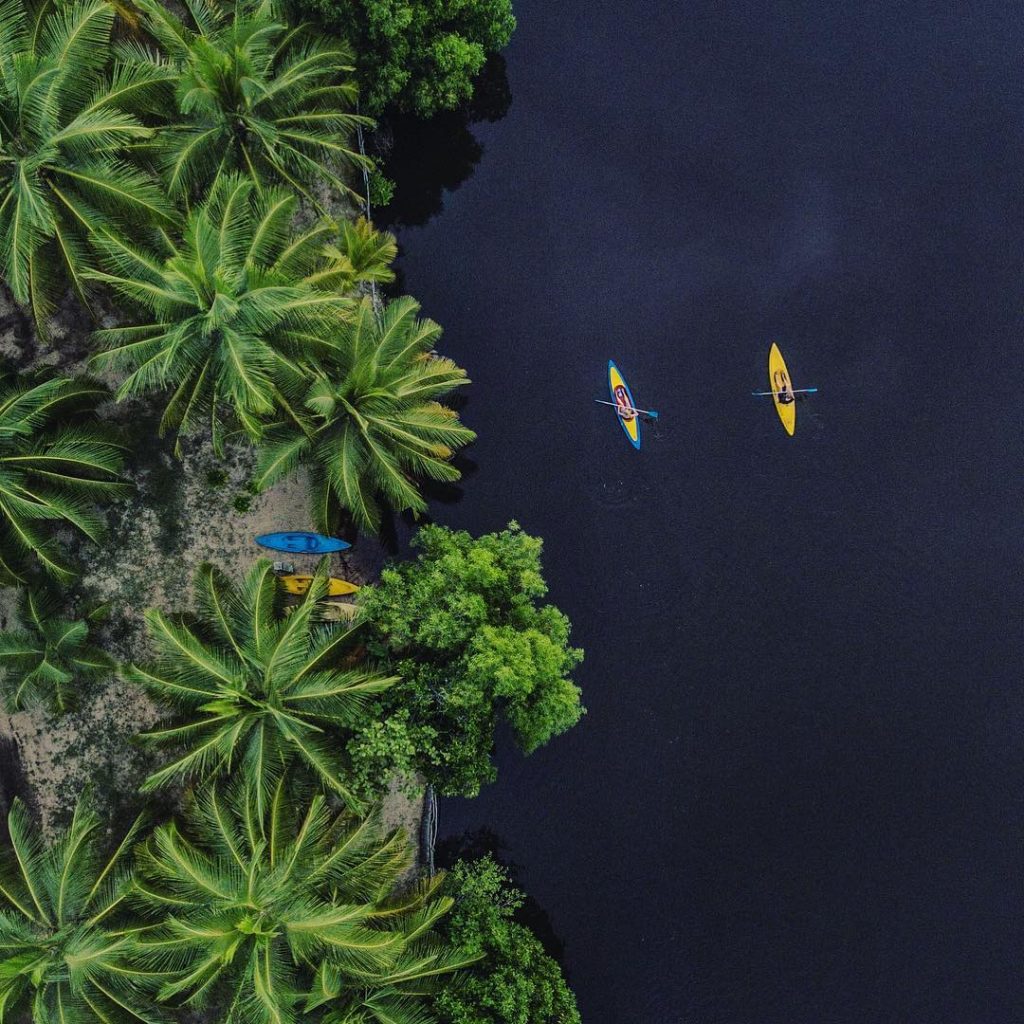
[768,342,796,436]
[279,575,359,597]
[608,360,641,449]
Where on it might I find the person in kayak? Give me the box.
[614,386,637,419]
[773,371,802,404]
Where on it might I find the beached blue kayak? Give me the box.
[255,532,351,554]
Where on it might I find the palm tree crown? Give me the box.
[0,797,159,1024]
[0,0,173,327]
[88,174,351,450]
[0,371,127,584]
[0,586,112,712]
[134,782,474,1023]
[130,0,370,201]
[254,296,476,534]
[130,559,397,813]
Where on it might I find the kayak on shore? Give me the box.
[256,531,351,553]
[278,575,359,597]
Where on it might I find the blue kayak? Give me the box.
[255,532,351,554]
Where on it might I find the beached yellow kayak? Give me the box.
[279,575,359,597]
[768,342,796,436]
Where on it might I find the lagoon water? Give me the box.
[387,2,1024,1020]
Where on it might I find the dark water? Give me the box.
[387,3,1024,1021]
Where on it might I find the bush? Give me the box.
[368,167,397,207]
[436,857,582,1024]
[351,522,584,797]
[296,0,516,116]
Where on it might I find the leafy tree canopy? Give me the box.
[0,587,112,713]
[296,0,516,116]
[129,558,397,815]
[352,523,583,797]
[434,857,581,1024]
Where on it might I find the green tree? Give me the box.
[0,797,160,1023]
[352,522,584,797]
[0,0,174,329]
[435,857,581,1024]
[130,0,370,201]
[129,559,397,814]
[254,295,475,535]
[296,0,516,116]
[0,372,127,585]
[134,780,476,1022]
[0,587,113,713]
[87,174,351,451]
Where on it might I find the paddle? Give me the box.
[593,399,659,419]
[750,387,819,396]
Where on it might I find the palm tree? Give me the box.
[254,296,475,534]
[320,216,397,291]
[0,0,174,329]
[129,559,397,814]
[134,781,474,1023]
[0,586,113,712]
[129,0,370,202]
[0,797,163,1023]
[0,371,128,585]
[87,174,351,451]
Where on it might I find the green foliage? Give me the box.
[0,797,161,1024]
[323,216,398,289]
[344,706,420,796]
[253,295,475,535]
[130,0,371,202]
[435,857,581,1024]
[134,780,476,1022]
[296,0,516,116]
[368,168,397,208]
[353,523,583,797]
[0,587,112,713]
[129,558,397,814]
[87,174,352,452]
[0,371,128,585]
[0,0,174,330]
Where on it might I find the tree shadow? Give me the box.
[372,55,512,229]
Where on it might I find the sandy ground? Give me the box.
[0,293,425,854]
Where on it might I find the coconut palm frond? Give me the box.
[0,585,113,712]
[131,557,397,809]
[127,0,370,202]
[0,0,174,331]
[0,797,163,1023]
[0,371,127,585]
[254,296,474,535]
[136,782,462,1023]
[87,174,351,452]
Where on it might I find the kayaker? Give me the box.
[614,387,636,419]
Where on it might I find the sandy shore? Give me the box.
[0,296,425,853]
